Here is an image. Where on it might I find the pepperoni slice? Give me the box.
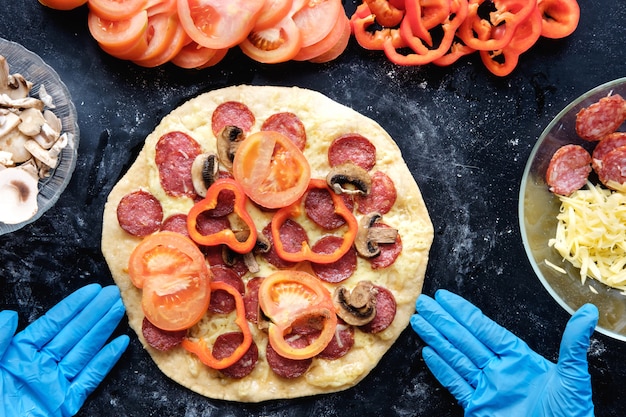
[117,190,163,237]
[592,132,626,172]
[208,265,245,314]
[211,101,256,137]
[546,144,592,195]
[266,336,312,378]
[204,246,249,278]
[304,187,354,230]
[597,145,626,190]
[243,277,264,324]
[155,131,202,198]
[328,134,377,171]
[311,235,357,283]
[261,220,309,268]
[160,213,189,236]
[317,321,354,360]
[369,223,402,270]
[576,94,626,141]
[261,112,307,151]
[355,171,397,215]
[359,286,396,334]
[200,171,237,217]
[141,317,186,351]
[213,332,259,379]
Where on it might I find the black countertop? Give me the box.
[1,1,625,416]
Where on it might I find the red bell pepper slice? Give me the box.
[181,281,252,369]
[405,0,451,46]
[271,178,358,264]
[364,0,405,27]
[351,3,406,51]
[433,40,475,66]
[187,178,257,253]
[537,0,580,39]
[457,0,536,51]
[383,0,468,66]
[479,4,541,76]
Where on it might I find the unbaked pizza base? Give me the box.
[102,85,434,402]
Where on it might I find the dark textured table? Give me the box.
[1,1,625,416]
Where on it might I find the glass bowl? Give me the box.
[519,77,626,341]
[0,37,79,235]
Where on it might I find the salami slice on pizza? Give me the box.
[101,85,434,402]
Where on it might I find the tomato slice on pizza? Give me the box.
[128,231,211,331]
[259,270,338,360]
[232,130,311,209]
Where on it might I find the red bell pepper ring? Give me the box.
[479,5,541,76]
[457,0,536,51]
[187,178,257,254]
[181,281,252,369]
[537,0,580,39]
[383,0,468,66]
[351,4,406,50]
[433,40,475,66]
[364,0,405,27]
[271,178,358,264]
[405,0,451,46]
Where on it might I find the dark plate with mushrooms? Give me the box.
[0,37,79,234]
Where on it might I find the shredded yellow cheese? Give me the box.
[549,182,626,291]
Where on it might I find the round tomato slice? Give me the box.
[87,10,148,56]
[293,10,348,61]
[232,130,310,209]
[88,0,147,21]
[253,0,293,31]
[292,0,342,48]
[38,0,87,10]
[258,270,337,360]
[128,231,211,331]
[177,0,265,49]
[239,17,302,64]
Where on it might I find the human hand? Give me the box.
[411,289,597,417]
[0,284,130,417]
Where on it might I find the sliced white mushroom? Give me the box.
[0,94,44,111]
[333,281,378,326]
[0,128,33,163]
[0,166,39,224]
[7,74,33,100]
[20,158,40,178]
[38,84,55,109]
[0,111,21,137]
[23,139,57,168]
[18,107,46,136]
[0,150,14,167]
[48,132,69,158]
[191,153,218,197]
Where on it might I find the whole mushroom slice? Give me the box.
[355,212,399,258]
[191,152,219,197]
[326,162,372,195]
[0,167,39,224]
[333,281,378,326]
[217,125,245,170]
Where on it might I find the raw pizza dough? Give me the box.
[101,85,434,402]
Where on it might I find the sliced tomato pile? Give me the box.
[128,231,212,331]
[349,0,581,76]
[39,0,350,68]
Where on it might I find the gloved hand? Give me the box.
[0,284,130,417]
[411,289,598,417]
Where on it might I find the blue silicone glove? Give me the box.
[411,289,598,417]
[0,284,130,417]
